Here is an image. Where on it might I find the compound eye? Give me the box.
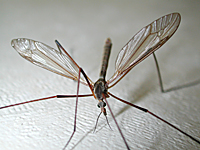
[97,104,100,108]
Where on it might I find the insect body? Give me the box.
[1,13,200,149]
[94,38,112,116]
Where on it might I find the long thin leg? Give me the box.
[0,70,93,150]
[108,92,200,144]
[60,68,95,149]
[103,94,130,150]
[55,39,96,98]
[80,68,96,99]
[1,69,94,149]
[152,53,164,92]
[0,94,93,110]
[55,40,80,69]
[55,40,94,85]
[153,52,200,93]
[62,67,81,150]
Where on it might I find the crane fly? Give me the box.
[1,12,200,149]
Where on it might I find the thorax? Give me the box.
[93,78,109,100]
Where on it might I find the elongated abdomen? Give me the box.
[99,38,112,79]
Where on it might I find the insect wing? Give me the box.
[11,38,88,85]
[107,13,181,87]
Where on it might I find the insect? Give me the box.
[1,13,200,149]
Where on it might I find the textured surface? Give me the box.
[0,1,200,150]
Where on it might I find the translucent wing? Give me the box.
[11,38,92,85]
[107,13,181,88]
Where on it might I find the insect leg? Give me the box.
[62,67,81,150]
[152,52,164,92]
[103,94,130,150]
[108,92,200,144]
[153,52,200,93]
[0,94,93,110]
[80,68,96,99]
